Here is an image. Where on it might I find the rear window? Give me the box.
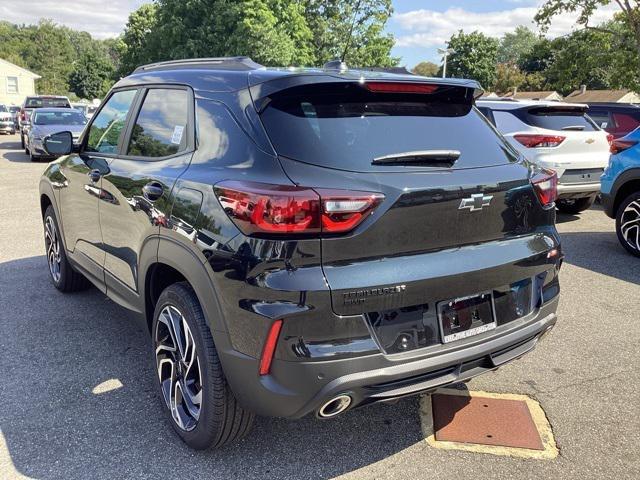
[518,107,598,131]
[259,83,518,171]
[25,97,70,108]
[33,111,86,125]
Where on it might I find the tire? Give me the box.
[43,206,91,292]
[615,191,640,258]
[556,196,595,214]
[29,150,39,162]
[152,282,254,449]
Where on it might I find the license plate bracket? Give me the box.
[438,292,496,343]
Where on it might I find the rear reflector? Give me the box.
[365,82,439,94]
[259,319,283,376]
[214,181,383,236]
[514,134,565,148]
[610,139,638,154]
[531,169,558,207]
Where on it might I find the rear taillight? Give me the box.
[610,139,638,154]
[514,134,565,148]
[214,181,383,236]
[531,169,558,207]
[365,82,439,94]
[259,319,283,376]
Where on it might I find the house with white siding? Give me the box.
[0,58,41,106]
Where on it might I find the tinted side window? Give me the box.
[127,89,189,158]
[587,109,610,129]
[87,90,137,154]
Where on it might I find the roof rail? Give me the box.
[134,57,264,73]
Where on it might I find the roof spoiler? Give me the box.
[250,76,484,113]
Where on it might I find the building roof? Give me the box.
[0,58,41,79]
[506,91,562,101]
[566,88,639,103]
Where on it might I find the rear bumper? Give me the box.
[218,295,559,419]
[556,181,600,198]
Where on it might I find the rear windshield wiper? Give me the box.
[372,150,461,167]
[561,125,585,131]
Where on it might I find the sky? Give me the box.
[1,0,620,68]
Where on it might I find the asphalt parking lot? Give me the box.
[0,133,639,480]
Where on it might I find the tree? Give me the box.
[69,47,115,99]
[542,19,639,93]
[303,0,398,67]
[411,61,439,77]
[444,31,499,89]
[118,3,160,76]
[117,0,398,72]
[493,63,526,94]
[535,0,640,81]
[497,26,539,64]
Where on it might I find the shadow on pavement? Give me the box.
[0,136,29,163]
[0,255,424,480]
[560,230,640,284]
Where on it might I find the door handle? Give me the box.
[143,182,164,201]
[88,169,101,183]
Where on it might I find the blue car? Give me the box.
[601,127,640,257]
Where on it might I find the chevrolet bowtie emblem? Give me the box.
[459,193,493,212]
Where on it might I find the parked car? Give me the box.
[19,95,72,149]
[25,108,87,161]
[72,102,99,120]
[39,57,562,450]
[601,127,640,257]
[586,102,640,139]
[477,99,611,214]
[0,104,16,135]
[9,105,21,131]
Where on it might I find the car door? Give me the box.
[99,86,194,304]
[57,89,138,288]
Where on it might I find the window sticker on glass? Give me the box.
[171,125,185,145]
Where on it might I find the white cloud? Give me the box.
[393,4,618,49]
[0,0,147,39]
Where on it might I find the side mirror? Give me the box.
[43,131,74,156]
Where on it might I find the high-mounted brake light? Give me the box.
[514,134,565,148]
[214,181,383,236]
[259,319,283,376]
[610,138,638,155]
[365,82,439,94]
[531,169,558,207]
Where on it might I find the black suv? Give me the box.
[39,57,562,449]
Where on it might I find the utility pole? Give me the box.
[437,48,455,78]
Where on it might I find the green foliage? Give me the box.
[0,19,120,98]
[445,31,499,89]
[535,0,640,82]
[493,63,526,94]
[304,0,397,67]
[411,61,439,77]
[116,0,397,75]
[117,3,159,77]
[497,26,539,64]
[69,47,115,99]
